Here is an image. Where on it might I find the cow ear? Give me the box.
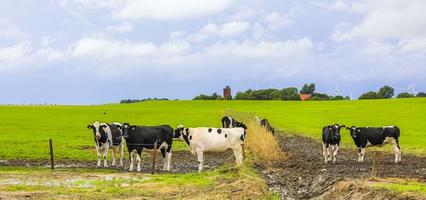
[345,127,350,130]
[87,125,93,129]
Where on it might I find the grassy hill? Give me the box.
[0,98,425,160]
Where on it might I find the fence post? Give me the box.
[152,142,157,174]
[49,139,54,170]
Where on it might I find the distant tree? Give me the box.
[300,83,316,95]
[417,92,426,97]
[378,85,394,98]
[281,87,300,100]
[193,93,223,100]
[359,91,381,99]
[330,95,345,100]
[311,92,330,100]
[397,92,415,98]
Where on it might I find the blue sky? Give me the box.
[0,0,425,104]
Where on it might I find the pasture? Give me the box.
[1,98,426,199]
[0,98,425,160]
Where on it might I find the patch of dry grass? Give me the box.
[223,110,284,163]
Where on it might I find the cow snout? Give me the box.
[96,133,101,140]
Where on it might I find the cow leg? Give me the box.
[322,143,328,163]
[166,151,172,171]
[95,144,101,167]
[112,146,117,167]
[396,139,402,163]
[119,142,124,167]
[136,149,142,172]
[327,146,332,162]
[233,148,243,166]
[161,148,167,171]
[129,150,135,171]
[196,148,204,172]
[359,148,366,162]
[392,141,401,163]
[103,143,109,167]
[333,145,339,164]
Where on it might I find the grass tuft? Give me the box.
[224,110,284,163]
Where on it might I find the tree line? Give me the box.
[120,98,170,104]
[192,84,426,101]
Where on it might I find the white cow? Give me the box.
[174,125,246,172]
[87,121,124,167]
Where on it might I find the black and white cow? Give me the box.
[121,123,174,172]
[174,124,246,172]
[322,124,344,164]
[260,118,275,134]
[346,126,401,163]
[221,116,247,129]
[87,121,124,167]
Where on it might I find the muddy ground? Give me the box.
[259,134,426,199]
[0,150,235,174]
[1,134,426,199]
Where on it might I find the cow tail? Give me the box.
[395,126,401,149]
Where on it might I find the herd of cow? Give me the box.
[86,116,402,173]
[86,116,254,172]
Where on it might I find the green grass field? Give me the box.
[0,98,425,160]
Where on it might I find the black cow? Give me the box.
[346,126,401,163]
[221,116,247,129]
[121,123,174,172]
[87,121,124,167]
[322,124,344,163]
[260,119,275,134]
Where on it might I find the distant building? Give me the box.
[223,86,232,100]
[300,93,311,101]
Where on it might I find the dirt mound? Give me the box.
[317,181,425,200]
[258,134,426,199]
[0,150,235,174]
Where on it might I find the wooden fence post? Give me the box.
[49,139,54,170]
[152,142,157,174]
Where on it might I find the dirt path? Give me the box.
[259,133,426,199]
[0,150,235,174]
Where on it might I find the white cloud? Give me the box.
[55,0,124,9]
[312,0,367,13]
[204,37,314,59]
[330,0,426,55]
[263,12,292,30]
[71,38,157,58]
[113,0,235,20]
[0,42,32,63]
[0,24,29,40]
[106,22,133,32]
[190,21,251,42]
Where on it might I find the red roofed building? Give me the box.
[300,94,311,101]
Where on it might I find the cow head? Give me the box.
[346,126,360,139]
[87,121,106,140]
[174,124,187,139]
[121,123,135,140]
[334,124,345,134]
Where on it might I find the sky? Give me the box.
[0,0,425,104]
